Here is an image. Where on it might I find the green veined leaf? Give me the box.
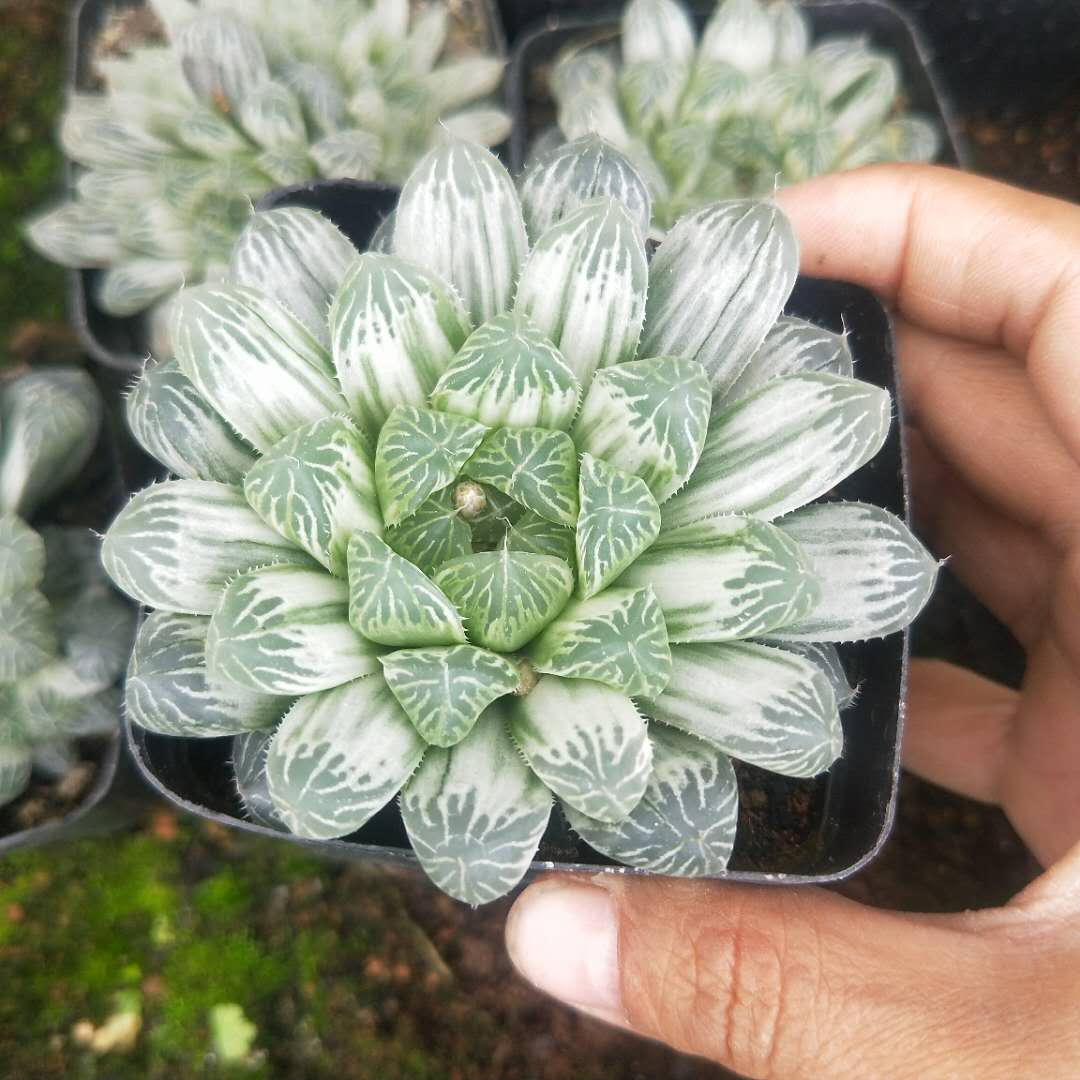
[509,677,651,823]
[59,94,173,169]
[175,12,269,110]
[331,253,473,435]
[528,586,671,698]
[231,730,282,829]
[771,0,810,63]
[646,641,842,777]
[0,588,56,685]
[640,200,798,395]
[772,501,939,642]
[563,721,739,875]
[379,645,520,747]
[383,488,472,577]
[394,141,528,325]
[243,415,381,577]
[309,130,382,180]
[826,53,899,143]
[505,512,575,564]
[208,564,383,695]
[429,313,581,432]
[699,0,776,75]
[0,514,45,599]
[346,531,466,647]
[127,359,257,485]
[267,676,426,840]
[462,484,524,549]
[0,737,32,811]
[575,454,660,600]
[434,548,573,652]
[401,704,551,905]
[125,612,290,738]
[621,515,820,641]
[424,56,505,112]
[52,584,135,691]
[619,60,687,134]
[5,659,119,742]
[23,201,124,268]
[678,60,748,127]
[237,78,306,149]
[284,60,347,137]
[572,356,711,504]
[770,640,856,709]
[96,259,188,318]
[515,198,647,388]
[374,405,487,527]
[102,480,308,615]
[661,373,891,530]
[464,427,579,527]
[256,144,315,185]
[622,0,697,65]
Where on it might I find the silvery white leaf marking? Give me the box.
[434,549,574,652]
[424,56,505,112]
[770,640,856,709]
[518,136,652,240]
[96,260,188,318]
[176,12,269,111]
[374,405,488,526]
[173,283,345,453]
[823,51,899,143]
[23,202,124,268]
[125,611,290,737]
[237,78,306,148]
[244,415,381,577]
[0,514,44,599]
[564,721,739,875]
[647,641,842,777]
[430,313,581,431]
[256,144,315,185]
[230,207,359,351]
[772,501,939,641]
[0,368,101,519]
[267,675,426,840]
[331,254,472,434]
[528,585,671,699]
[509,677,651,823]
[464,427,579,527]
[208,563,382,695]
[0,738,32,810]
[622,0,697,65]
[505,512,575,565]
[572,355,711,504]
[0,588,56,684]
[678,60,748,128]
[119,198,193,262]
[283,61,347,136]
[379,645,520,747]
[662,373,891,529]
[437,108,513,150]
[384,489,472,577]
[770,0,810,64]
[699,0,776,75]
[368,211,396,254]
[515,198,648,388]
[59,94,173,169]
[556,87,635,154]
[619,60,687,133]
[641,200,798,395]
[575,454,660,600]
[310,130,382,179]
[102,480,308,615]
[5,659,121,742]
[346,530,466,648]
[401,704,551,905]
[52,580,135,691]
[127,359,257,485]
[232,729,283,828]
[174,103,251,157]
[394,141,528,325]
[621,515,820,641]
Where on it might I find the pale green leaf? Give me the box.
[770,640,856,709]
[23,201,124,268]
[425,56,505,112]
[699,0,776,74]
[678,60,748,127]
[771,0,810,63]
[310,129,382,180]
[0,588,56,685]
[53,584,135,691]
[622,0,697,65]
[175,12,269,110]
[504,512,575,564]
[237,78,306,149]
[0,514,45,599]
[383,488,472,577]
[231,730,282,829]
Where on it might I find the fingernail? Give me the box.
[505,879,625,1023]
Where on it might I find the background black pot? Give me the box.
[127,179,911,888]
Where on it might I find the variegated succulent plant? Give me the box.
[546,0,941,228]
[0,369,135,815]
[104,137,936,904]
[25,0,509,349]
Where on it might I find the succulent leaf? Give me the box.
[0,514,46,599]
[96,258,189,318]
[504,512,576,564]
[622,0,697,66]
[0,589,57,685]
[383,489,472,577]
[232,729,282,829]
[176,13,270,111]
[699,0,776,75]
[770,640,856,709]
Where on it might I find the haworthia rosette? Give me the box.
[383,489,472,577]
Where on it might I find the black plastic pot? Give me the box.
[505,0,964,174]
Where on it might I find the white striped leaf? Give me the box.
[125,612,290,738]
[126,359,257,485]
[621,515,820,641]
[59,94,173,168]
[572,356,711,503]
[527,586,671,699]
[24,201,123,267]
[640,201,798,395]
[699,0,776,75]
[401,704,551,905]
[331,253,473,434]
[434,549,573,652]
[647,641,842,777]
[0,737,31,810]
[51,582,135,692]
[238,79,306,149]
[394,141,528,325]
[175,13,269,111]
[256,144,315,185]
[384,488,472,577]
[0,514,45,599]
[5,660,113,742]
[102,481,307,615]
[771,640,856,709]
[379,645,520,747]
[232,730,282,829]
[515,198,647,388]
[346,530,466,647]
[772,501,938,642]
[518,136,652,240]
[267,676,426,840]
[118,198,191,261]
[661,373,891,530]
[772,0,810,63]
[0,589,56,684]
[678,61,748,127]
[374,405,487,526]
[208,564,382,695]
[622,0,697,65]
[464,427,579,527]
[244,415,381,577]
[173,284,344,453]
[575,454,660,600]
[310,130,382,179]
[429,313,581,431]
[564,721,739,875]
[425,56,505,112]
[550,50,618,100]
[509,677,651,823]
[95,259,187,318]
[619,60,686,133]
[284,61,347,136]
[505,512,575,565]
[436,108,513,150]
[828,54,898,143]
[230,207,359,350]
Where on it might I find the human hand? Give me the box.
[504,165,1080,1079]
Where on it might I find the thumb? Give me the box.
[505,875,1012,1079]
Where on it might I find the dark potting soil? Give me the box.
[0,751,100,836]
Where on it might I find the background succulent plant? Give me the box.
[24,0,509,349]
[105,137,937,905]
[546,0,941,228]
[0,368,135,814]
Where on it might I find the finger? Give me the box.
[776,165,1080,462]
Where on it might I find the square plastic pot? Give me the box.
[126,178,912,887]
